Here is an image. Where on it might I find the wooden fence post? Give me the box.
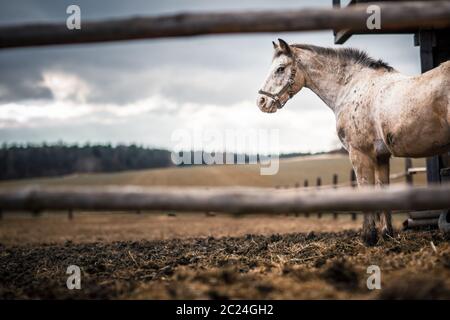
[350,169,357,221]
[316,177,322,187]
[405,158,413,185]
[333,174,338,219]
[316,177,322,218]
[304,179,309,217]
[294,182,300,216]
[350,169,356,187]
[32,210,41,218]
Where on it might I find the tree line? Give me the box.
[0,144,173,180]
[0,143,344,181]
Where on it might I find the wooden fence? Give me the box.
[0,1,448,221]
[277,158,426,191]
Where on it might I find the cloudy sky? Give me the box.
[0,0,421,153]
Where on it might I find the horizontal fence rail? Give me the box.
[1,1,450,49]
[1,185,450,214]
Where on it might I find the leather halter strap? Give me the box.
[258,67,297,109]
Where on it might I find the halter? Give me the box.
[258,66,297,109]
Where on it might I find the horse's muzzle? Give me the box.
[256,94,278,113]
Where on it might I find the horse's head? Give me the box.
[257,39,305,113]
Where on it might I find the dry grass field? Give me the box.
[0,154,426,188]
[3,154,446,300]
[1,214,449,300]
[0,212,404,245]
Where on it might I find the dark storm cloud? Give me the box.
[0,35,274,104]
[0,49,55,102]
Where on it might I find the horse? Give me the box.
[257,38,450,246]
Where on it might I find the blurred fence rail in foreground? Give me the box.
[1,1,450,49]
[0,185,449,214]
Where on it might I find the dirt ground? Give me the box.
[1,213,450,299]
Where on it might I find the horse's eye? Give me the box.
[276,66,285,73]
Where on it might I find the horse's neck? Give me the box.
[297,51,372,113]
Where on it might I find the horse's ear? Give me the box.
[272,41,278,50]
[278,38,292,56]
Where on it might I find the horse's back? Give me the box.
[374,65,450,158]
[400,62,449,120]
[429,61,450,123]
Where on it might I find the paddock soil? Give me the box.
[1,213,450,299]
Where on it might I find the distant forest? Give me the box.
[0,143,344,181]
[0,144,173,180]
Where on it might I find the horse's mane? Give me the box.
[291,44,393,72]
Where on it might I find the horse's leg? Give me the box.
[375,157,394,240]
[349,149,378,246]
